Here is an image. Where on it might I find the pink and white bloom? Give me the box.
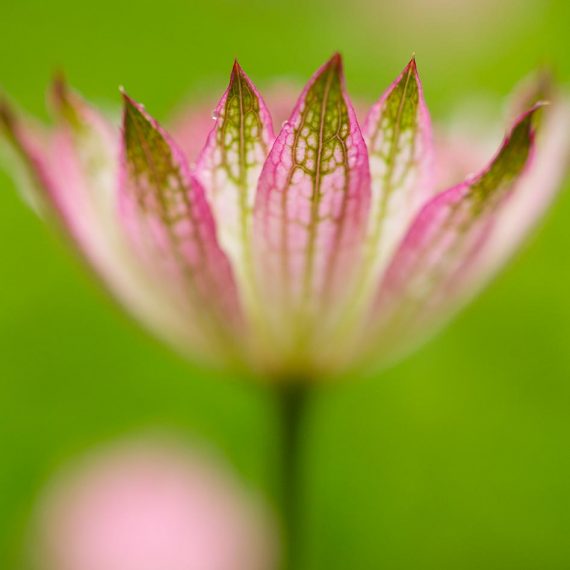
[1,55,569,379]
[34,439,276,570]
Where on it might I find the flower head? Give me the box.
[2,56,569,379]
[34,438,275,570]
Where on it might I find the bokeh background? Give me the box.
[1,0,570,568]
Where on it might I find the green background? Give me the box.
[1,0,569,568]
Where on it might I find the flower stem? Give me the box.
[277,381,309,570]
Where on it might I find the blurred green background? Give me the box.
[1,0,569,568]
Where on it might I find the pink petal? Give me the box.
[37,439,276,570]
[195,61,274,290]
[1,84,203,356]
[361,57,435,284]
[369,104,544,359]
[253,54,371,324]
[469,95,570,290]
[119,93,245,358]
[0,99,56,215]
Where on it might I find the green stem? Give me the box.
[278,382,309,570]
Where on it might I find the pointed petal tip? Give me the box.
[119,87,140,110]
[50,71,73,115]
[0,97,20,136]
[0,99,14,130]
[119,86,131,102]
[120,90,144,116]
[52,71,67,99]
[230,58,246,82]
[0,96,11,120]
[311,53,345,85]
[516,100,549,128]
[120,91,148,131]
[328,52,343,70]
[226,59,258,93]
[403,54,419,78]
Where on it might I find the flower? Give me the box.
[34,438,276,570]
[1,55,568,379]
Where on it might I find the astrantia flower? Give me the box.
[35,439,275,570]
[2,55,569,380]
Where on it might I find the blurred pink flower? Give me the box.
[35,439,275,570]
[1,55,569,379]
